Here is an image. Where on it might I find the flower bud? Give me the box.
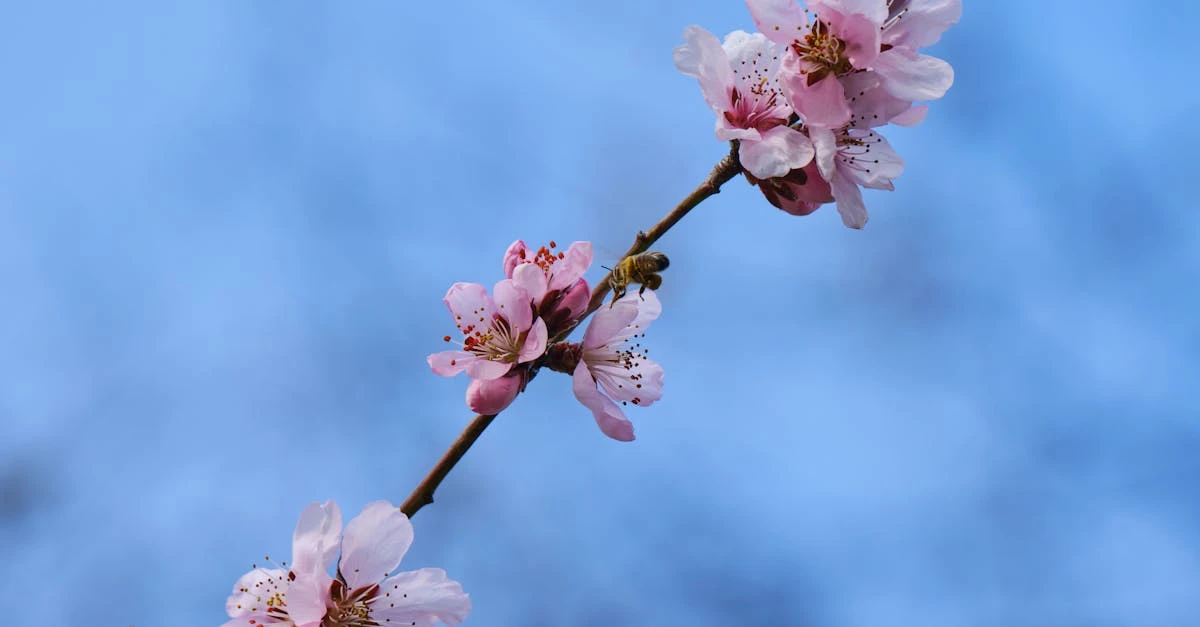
[502,240,528,278]
[466,370,524,414]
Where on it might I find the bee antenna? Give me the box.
[600,265,612,271]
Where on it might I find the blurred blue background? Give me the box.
[1,1,1197,625]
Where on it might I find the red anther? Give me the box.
[549,240,557,248]
[449,359,457,366]
[557,252,565,259]
[442,335,451,342]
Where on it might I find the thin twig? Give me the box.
[400,413,496,517]
[573,140,742,334]
[400,143,743,518]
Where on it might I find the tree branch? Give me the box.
[400,143,743,518]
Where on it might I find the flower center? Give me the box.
[513,240,566,276]
[446,311,523,364]
[586,329,653,407]
[791,19,854,84]
[468,316,521,362]
[228,562,297,623]
[325,581,381,627]
[726,50,787,132]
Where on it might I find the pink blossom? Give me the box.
[225,501,471,627]
[883,0,961,50]
[466,369,524,414]
[572,291,664,442]
[428,279,547,381]
[747,159,833,216]
[504,240,591,296]
[674,26,814,179]
[507,239,594,335]
[223,501,341,627]
[746,0,956,128]
[807,71,906,228]
[501,239,529,279]
[878,0,961,101]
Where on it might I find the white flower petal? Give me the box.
[874,47,954,101]
[831,172,869,229]
[572,361,635,442]
[339,501,413,591]
[371,568,472,626]
[291,500,342,576]
[674,25,734,113]
[739,126,814,179]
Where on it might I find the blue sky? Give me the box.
[1,1,1198,625]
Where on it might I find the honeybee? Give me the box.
[608,251,670,307]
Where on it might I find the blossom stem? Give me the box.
[400,142,743,518]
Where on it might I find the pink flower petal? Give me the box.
[443,283,493,327]
[582,295,640,349]
[831,172,869,229]
[467,373,522,414]
[501,240,528,278]
[721,30,793,118]
[464,357,511,380]
[783,61,851,129]
[287,571,334,627]
[572,361,635,442]
[371,568,472,626]
[890,104,928,126]
[291,500,342,576]
[746,0,810,46]
[843,130,903,190]
[842,71,912,127]
[874,47,954,101]
[674,25,734,113]
[762,160,833,216]
[510,263,549,305]
[517,316,548,363]
[548,241,593,292]
[492,278,532,333]
[339,501,413,591]
[822,6,881,68]
[772,196,824,216]
[557,279,591,321]
[739,125,815,179]
[428,350,473,377]
[812,0,887,24]
[809,126,838,183]
[883,0,961,49]
[716,124,762,143]
[592,355,664,407]
[628,289,663,331]
[224,568,288,622]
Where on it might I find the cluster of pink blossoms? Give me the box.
[224,501,470,627]
[676,0,960,228]
[220,5,962,625]
[428,240,664,442]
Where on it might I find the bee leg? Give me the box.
[639,274,663,299]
